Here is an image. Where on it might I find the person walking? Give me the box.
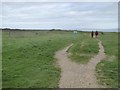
[95,31,98,38]
[91,31,94,38]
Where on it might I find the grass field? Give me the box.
[2,30,118,88]
[2,30,75,88]
[69,33,99,64]
[0,30,2,89]
[96,32,118,88]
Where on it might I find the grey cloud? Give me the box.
[1,2,118,31]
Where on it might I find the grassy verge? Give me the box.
[96,32,118,88]
[2,30,76,88]
[69,32,99,64]
[0,30,2,89]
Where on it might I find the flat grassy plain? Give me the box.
[2,30,118,88]
[3,30,90,88]
[0,30,2,89]
[2,30,76,88]
[96,32,118,88]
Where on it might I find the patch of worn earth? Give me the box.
[55,40,105,88]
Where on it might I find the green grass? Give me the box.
[3,30,118,88]
[2,30,99,88]
[69,33,99,64]
[2,30,76,88]
[96,32,118,88]
[0,30,2,89]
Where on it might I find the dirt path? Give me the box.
[55,39,105,88]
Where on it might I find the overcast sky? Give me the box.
[1,2,118,31]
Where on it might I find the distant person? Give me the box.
[91,31,94,38]
[95,31,98,38]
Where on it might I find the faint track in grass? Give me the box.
[55,39,106,88]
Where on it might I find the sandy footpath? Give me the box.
[55,40,105,88]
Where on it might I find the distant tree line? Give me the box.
[2,28,22,31]
[2,28,84,33]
